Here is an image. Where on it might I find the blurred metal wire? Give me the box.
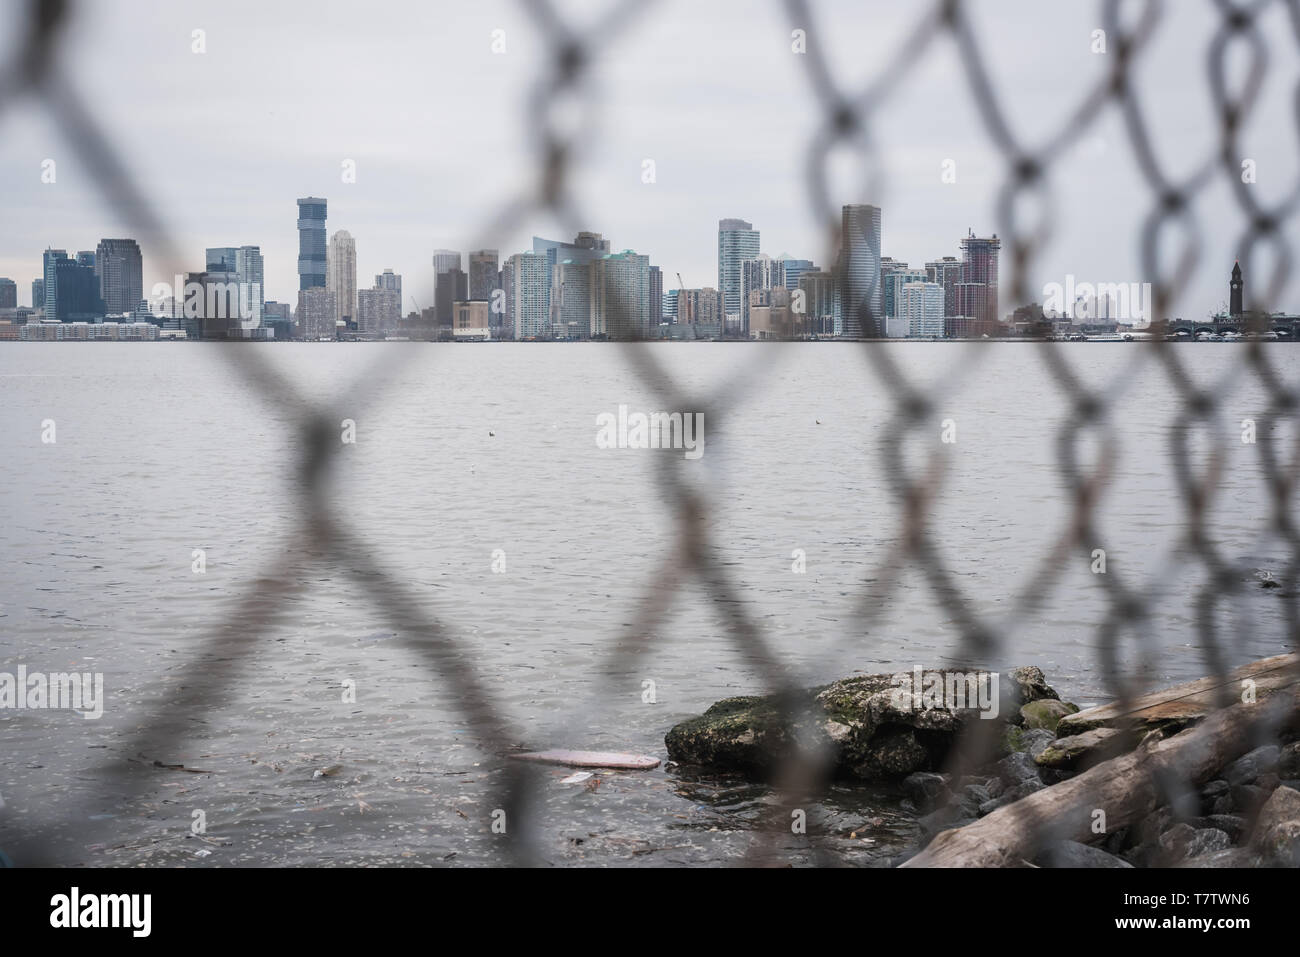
[3,0,1299,868]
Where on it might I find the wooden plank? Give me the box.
[1057,653,1300,736]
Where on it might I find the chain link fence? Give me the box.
[2,0,1299,867]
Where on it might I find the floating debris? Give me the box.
[510,750,659,770]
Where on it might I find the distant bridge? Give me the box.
[1167,314,1298,337]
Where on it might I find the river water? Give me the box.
[0,341,1294,866]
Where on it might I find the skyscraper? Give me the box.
[553,259,593,338]
[297,287,337,340]
[533,232,610,327]
[432,249,462,276]
[327,230,357,325]
[717,218,760,328]
[900,281,945,338]
[740,255,785,334]
[31,278,44,311]
[297,197,327,290]
[432,250,464,334]
[206,247,238,271]
[779,256,814,290]
[959,229,1001,325]
[95,238,143,315]
[435,267,467,335]
[206,245,263,325]
[504,252,549,340]
[648,265,663,327]
[797,269,835,336]
[53,257,103,322]
[0,278,16,310]
[376,269,402,313]
[43,249,68,322]
[468,249,500,301]
[236,246,264,325]
[591,250,650,339]
[838,204,883,338]
[884,267,926,321]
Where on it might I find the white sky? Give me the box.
[1,0,1298,318]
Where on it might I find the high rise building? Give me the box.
[93,239,143,316]
[357,285,401,335]
[676,288,724,337]
[663,289,679,324]
[880,258,907,318]
[52,257,102,322]
[553,259,593,338]
[432,249,462,276]
[838,204,883,338]
[648,265,663,327]
[206,247,238,271]
[297,197,327,290]
[959,230,1001,324]
[533,232,609,327]
[504,252,549,340]
[797,269,835,336]
[43,248,68,321]
[206,245,263,325]
[375,269,402,313]
[900,281,945,338]
[0,278,16,310]
[327,230,357,325]
[235,246,264,325]
[31,278,44,311]
[297,287,338,339]
[468,249,500,302]
[740,255,785,334]
[779,256,814,290]
[884,267,926,321]
[435,267,467,335]
[717,218,760,327]
[591,250,650,339]
[924,256,962,317]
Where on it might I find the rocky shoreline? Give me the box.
[664,659,1300,867]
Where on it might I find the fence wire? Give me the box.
[2,0,1300,868]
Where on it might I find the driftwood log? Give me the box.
[903,682,1300,867]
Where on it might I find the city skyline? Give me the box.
[4,200,1297,341]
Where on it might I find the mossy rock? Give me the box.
[1020,699,1079,733]
[665,665,1063,782]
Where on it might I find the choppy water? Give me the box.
[0,341,1294,866]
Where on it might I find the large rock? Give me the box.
[1002,726,1056,758]
[1157,824,1232,863]
[664,667,1059,781]
[1251,785,1300,866]
[1224,745,1280,786]
[1020,699,1079,733]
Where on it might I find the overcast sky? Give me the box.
[2,0,1298,318]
